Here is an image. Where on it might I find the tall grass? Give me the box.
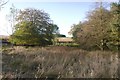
[2,46,119,78]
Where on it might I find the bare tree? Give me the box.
[0,0,9,10]
[6,4,18,47]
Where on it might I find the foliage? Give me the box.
[69,2,120,51]
[10,8,59,46]
[70,7,111,50]
[6,4,18,48]
[69,22,82,41]
[108,2,120,51]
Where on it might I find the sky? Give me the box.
[0,0,118,37]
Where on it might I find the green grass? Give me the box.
[1,46,119,78]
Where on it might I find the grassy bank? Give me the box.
[1,46,119,78]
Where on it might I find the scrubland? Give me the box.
[1,46,120,78]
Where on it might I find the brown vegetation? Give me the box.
[2,46,119,78]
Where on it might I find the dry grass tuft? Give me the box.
[2,46,119,78]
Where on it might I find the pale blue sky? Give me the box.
[0,1,113,36]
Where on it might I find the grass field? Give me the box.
[1,46,119,78]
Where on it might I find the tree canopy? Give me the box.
[108,2,120,50]
[70,2,120,51]
[10,8,59,46]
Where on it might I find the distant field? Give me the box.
[1,46,120,78]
